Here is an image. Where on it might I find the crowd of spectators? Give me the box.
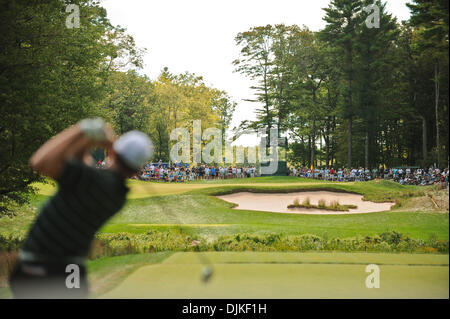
[100,157,448,188]
[288,166,449,187]
[135,162,259,182]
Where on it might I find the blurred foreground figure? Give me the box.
[9,118,153,299]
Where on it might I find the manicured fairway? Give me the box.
[30,179,333,199]
[126,181,332,199]
[100,252,449,299]
[5,178,447,241]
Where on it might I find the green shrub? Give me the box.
[0,232,25,251]
[92,230,204,257]
[380,231,404,245]
[374,242,392,252]
[0,230,448,257]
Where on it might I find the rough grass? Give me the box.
[101,201,448,241]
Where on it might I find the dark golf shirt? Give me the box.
[22,159,129,259]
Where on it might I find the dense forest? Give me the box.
[0,0,448,215]
[0,0,235,215]
[234,0,448,171]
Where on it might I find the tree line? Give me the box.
[233,0,448,170]
[0,0,234,215]
[0,0,448,215]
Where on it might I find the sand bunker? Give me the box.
[217,191,394,215]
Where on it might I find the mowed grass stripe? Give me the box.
[31,178,334,199]
[213,262,448,266]
[100,252,449,299]
[161,252,449,266]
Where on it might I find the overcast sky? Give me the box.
[101,0,412,145]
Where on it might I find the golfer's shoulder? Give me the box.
[61,159,125,189]
[58,158,95,183]
[89,166,129,201]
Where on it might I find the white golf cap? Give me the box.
[113,131,154,170]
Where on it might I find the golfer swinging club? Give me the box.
[9,118,153,298]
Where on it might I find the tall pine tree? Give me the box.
[319,0,363,168]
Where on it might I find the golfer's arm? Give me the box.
[29,125,94,179]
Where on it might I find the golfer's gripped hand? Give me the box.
[78,118,116,149]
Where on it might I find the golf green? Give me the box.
[100,252,449,299]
